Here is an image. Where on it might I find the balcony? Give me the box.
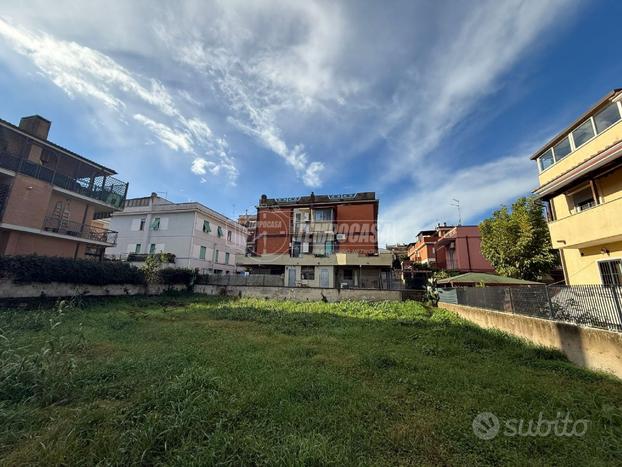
[42,216,118,245]
[548,196,622,249]
[0,151,128,208]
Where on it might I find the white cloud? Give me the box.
[0,15,238,185]
[379,155,538,245]
[153,0,351,187]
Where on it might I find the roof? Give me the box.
[0,117,117,175]
[530,88,622,160]
[437,272,542,285]
[259,192,376,207]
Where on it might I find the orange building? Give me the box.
[0,115,127,259]
[237,192,393,288]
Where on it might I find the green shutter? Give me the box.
[217,226,223,238]
[199,246,206,260]
[151,218,160,230]
[149,244,156,254]
[203,220,211,233]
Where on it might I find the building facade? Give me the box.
[407,224,493,273]
[106,193,247,274]
[533,89,622,285]
[237,192,393,288]
[237,213,257,255]
[0,115,126,259]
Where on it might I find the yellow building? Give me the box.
[533,89,622,285]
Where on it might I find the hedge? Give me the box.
[157,268,195,286]
[0,255,145,285]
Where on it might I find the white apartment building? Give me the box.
[105,193,247,274]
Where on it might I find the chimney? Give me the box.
[19,115,51,140]
[260,194,267,205]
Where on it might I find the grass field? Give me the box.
[1,294,621,465]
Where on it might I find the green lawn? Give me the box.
[1,295,621,465]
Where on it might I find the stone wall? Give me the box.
[441,302,622,379]
[195,284,403,302]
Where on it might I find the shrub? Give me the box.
[158,268,195,287]
[0,255,145,285]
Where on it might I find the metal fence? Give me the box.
[198,274,285,287]
[439,285,622,332]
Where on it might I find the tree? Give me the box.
[479,196,556,281]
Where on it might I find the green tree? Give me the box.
[479,196,556,281]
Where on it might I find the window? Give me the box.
[149,243,156,254]
[594,102,621,134]
[217,226,224,238]
[599,260,622,286]
[553,137,571,161]
[139,218,146,231]
[225,252,230,264]
[571,119,595,148]
[214,249,219,263]
[325,241,334,255]
[135,243,141,254]
[570,186,596,213]
[343,269,353,280]
[301,266,315,280]
[227,230,232,241]
[199,246,206,260]
[202,220,211,233]
[538,149,555,172]
[151,217,161,230]
[314,208,333,221]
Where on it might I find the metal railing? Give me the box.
[42,216,118,245]
[198,274,285,287]
[0,151,128,208]
[439,285,622,332]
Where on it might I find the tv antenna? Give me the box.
[450,198,462,225]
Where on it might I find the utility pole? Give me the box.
[451,198,462,225]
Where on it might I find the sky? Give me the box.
[0,0,620,245]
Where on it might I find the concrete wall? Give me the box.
[195,284,402,302]
[441,302,622,379]
[0,279,186,299]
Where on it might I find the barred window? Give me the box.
[599,260,622,286]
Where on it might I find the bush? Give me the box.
[157,268,195,287]
[0,255,145,285]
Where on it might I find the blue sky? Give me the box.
[0,0,620,244]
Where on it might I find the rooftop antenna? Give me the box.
[450,198,462,225]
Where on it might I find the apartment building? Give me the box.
[407,224,454,266]
[533,89,622,285]
[106,193,247,274]
[0,115,127,259]
[237,213,257,254]
[236,192,393,288]
[407,224,493,273]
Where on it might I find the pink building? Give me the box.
[435,226,494,273]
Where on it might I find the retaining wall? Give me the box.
[194,284,404,302]
[0,280,186,299]
[441,302,622,379]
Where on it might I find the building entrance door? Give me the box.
[288,267,296,287]
[319,267,330,288]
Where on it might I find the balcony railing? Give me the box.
[42,216,118,245]
[0,151,128,208]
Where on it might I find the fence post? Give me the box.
[544,285,554,319]
[262,274,266,287]
[610,285,622,324]
[507,287,514,313]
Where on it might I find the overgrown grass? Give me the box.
[1,295,620,465]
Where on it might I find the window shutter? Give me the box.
[130,219,141,231]
[203,220,211,233]
[217,226,223,238]
[151,218,160,230]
